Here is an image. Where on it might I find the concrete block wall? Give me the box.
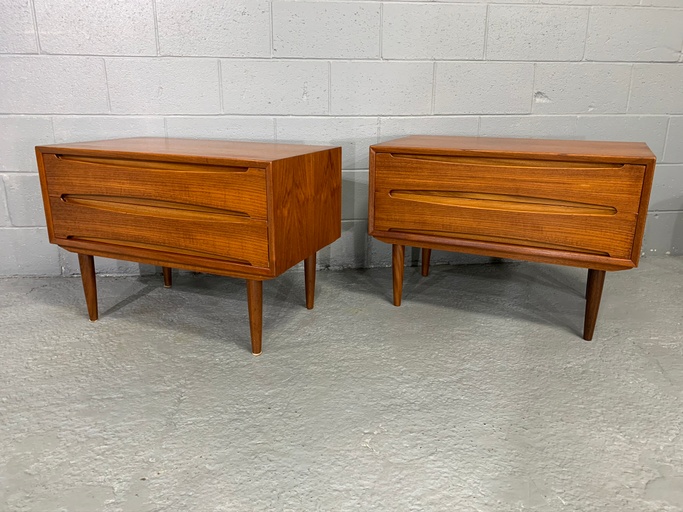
[1,0,681,276]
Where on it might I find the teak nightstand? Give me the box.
[36,138,342,355]
[369,135,656,340]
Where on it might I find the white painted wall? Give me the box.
[0,0,681,275]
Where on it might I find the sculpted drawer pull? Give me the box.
[390,153,624,169]
[60,194,251,219]
[56,154,249,173]
[389,190,618,216]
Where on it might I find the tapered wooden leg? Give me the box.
[304,253,316,310]
[583,269,606,341]
[77,253,98,321]
[392,244,405,307]
[421,248,432,277]
[246,280,263,356]
[162,267,172,288]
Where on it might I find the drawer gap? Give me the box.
[390,153,624,169]
[389,190,617,216]
[56,154,249,173]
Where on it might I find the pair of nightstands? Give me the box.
[36,136,656,354]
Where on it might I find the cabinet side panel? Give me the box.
[630,159,657,266]
[368,147,376,234]
[271,148,342,275]
[35,149,56,242]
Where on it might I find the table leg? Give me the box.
[304,253,316,310]
[421,248,432,277]
[392,244,405,307]
[583,269,606,341]
[162,267,172,288]
[246,280,263,355]
[78,253,98,321]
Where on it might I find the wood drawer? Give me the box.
[42,152,270,268]
[49,196,270,268]
[42,153,267,220]
[373,152,646,259]
[35,137,342,355]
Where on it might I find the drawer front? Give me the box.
[373,153,646,259]
[50,197,270,268]
[42,153,267,220]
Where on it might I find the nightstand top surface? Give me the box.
[36,137,339,165]
[372,135,655,163]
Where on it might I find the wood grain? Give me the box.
[270,149,342,274]
[44,153,267,219]
[375,200,637,258]
[50,197,270,267]
[375,153,644,215]
[37,137,338,167]
[372,135,655,164]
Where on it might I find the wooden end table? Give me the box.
[36,138,341,355]
[369,135,656,340]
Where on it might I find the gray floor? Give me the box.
[1,258,682,512]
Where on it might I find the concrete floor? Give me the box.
[1,258,682,512]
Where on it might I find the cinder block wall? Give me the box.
[1,0,681,276]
